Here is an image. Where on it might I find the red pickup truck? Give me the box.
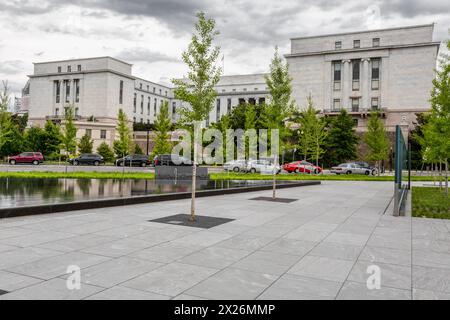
[9,152,44,165]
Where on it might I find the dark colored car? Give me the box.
[68,153,104,166]
[116,154,151,167]
[153,154,192,166]
[9,152,44,165]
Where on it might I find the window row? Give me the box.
[332,97,380,111]
[54,80,80,104]
[332,59,380,92]
[57,65,82,73]
[335,38,380,50]
[138,83,168,97]
[83,128,107,139]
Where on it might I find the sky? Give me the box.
[0,0,449,102]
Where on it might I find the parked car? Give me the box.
[223,160,247,172]
[352,161,378,175]
[153,154,192,166]
[246,159,281,174]
[68,154,104,166]
[9,152,44,165]
[283,160,322,174]
[331,163,373,175]
[116,154,151,167]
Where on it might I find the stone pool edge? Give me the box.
[0,180,321,219]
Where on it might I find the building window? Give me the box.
[159,89,162,95]
[55,81,60,103]
[140,95,144,114]
[119,80,123,104]
[353,118,359,126]
[165,91,167,96]
[333,61,341,91]
[65,80,70,103]
[74,79,80,103]
[55,108,59,116]
[172,102,176,120]
[77,65,81,72]
[147,97,150,115]
[258,97,265,105]
[75,107,79,116]
[100,130,106,139]
[353,40,360,48]
[333,99,340,111]
[371,59,380,90]
[227,98,232,113]
[67,66,71,72]
[243,88,247,92]
[147,85,149,91]
[140,83,142,89]
[85,129,92,138]
[133,117,136,123]
[351,98,359,112]
[133,93,137,112]
[335,41,342,50]
[352,60,360,91]
[216,99,221,122]
[206,115,209,127]
[153,87,155,93]
[371,97,379,110]
[140,118,143,123]
[372,38,380,47]
[154,98,157,115]
[57,66,61,73]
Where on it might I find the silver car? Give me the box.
[331,163,373,175]
[223,160,247,172]
[246,159,281,174]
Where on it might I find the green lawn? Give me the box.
[210,172,436,182]
[0,170,437,182]
[0,171,155,180]
[412,187,450,219]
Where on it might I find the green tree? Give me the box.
[134,143,144,155]
[172,11,222,222]
[323,109,358,167]
[364,111,389,176]
[420,38,450,194]
[41,120,62,159]
[0,81,13,156]
[263,47,295,198]
[114,108,132,158]
[78,133,93,154]
[60,105,77,158]
[25,126,44,153]
[151,101,172,157]
[97,142,115,163]
[305,96,327,166]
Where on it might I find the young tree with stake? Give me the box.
[172,12,222,222]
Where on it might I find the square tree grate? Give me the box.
[249,196,298,203]
[149,214,234,229]
[0,289,9,296]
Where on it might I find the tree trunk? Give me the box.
[190,140,197,222]
[445,160,448,197]
[439,161,443,190]
[272,153,277,199]
[377,160,380,177]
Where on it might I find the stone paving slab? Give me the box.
[0,181,449,300]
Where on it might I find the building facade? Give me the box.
[285,23,440,132]
[23,24,440,152]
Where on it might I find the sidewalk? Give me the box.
[0,181,449,300]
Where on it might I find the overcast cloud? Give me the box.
[0,0,449,100]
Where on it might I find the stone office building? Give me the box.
[285,23,440,132]
[23,24,440,152]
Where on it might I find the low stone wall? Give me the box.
[155,166,208,180]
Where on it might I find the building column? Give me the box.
[361,58,370,110]
[342,60,351,110]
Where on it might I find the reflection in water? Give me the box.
[0,178,283,208]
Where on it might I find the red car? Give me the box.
[9,152,44,165]
[282,160,322,174]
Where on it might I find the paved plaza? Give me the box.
[0,181,449,300]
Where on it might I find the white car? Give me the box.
[223,160,247,172]
[331,163,373,175]
[246,159,281,174]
